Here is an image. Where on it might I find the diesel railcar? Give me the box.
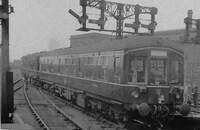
[21,31,200,128]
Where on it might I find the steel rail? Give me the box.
[38,89,83,130]
[14,79,23,85]
[40,89,123,130]
[14,79,24,92]
[14,85,23,92]
[23,85,50,130]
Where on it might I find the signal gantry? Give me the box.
[69,0,158,39]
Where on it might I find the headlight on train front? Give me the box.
[158,95,165,104]
[131,90,139,98]
[175,93,181,99]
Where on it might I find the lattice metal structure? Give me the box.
[69,0,158,39]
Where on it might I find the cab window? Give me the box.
[126,49,183,86]
[128,56,146,84]
[149,58,167,85]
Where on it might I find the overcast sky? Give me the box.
[9,0,200,61]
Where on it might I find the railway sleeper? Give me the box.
[36,117,40,121]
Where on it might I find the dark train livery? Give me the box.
[21,30,200,128]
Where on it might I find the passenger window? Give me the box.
[114,57,120,73]
[100,56,106,66]
[88,57,94,65]
[59,59,61,65]
[65,59,68,65]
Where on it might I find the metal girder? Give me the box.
[87,0,157,17]
[85,0,158,38]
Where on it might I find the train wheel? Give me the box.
[125,122,150,130]
[125,119,159,130]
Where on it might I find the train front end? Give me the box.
[123,47,190,126]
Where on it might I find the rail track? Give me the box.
[13,76,125,129]
[14,79,24,92]
[23,86,50,130]
[14,79,200,130]
[39,84,200,130]
[28,78,127,130]
[40,87,126,130]
[13,77,200,130]
[23,84,83,130]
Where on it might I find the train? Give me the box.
[21,20,200,129]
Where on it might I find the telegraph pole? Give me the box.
[1,0,13,123]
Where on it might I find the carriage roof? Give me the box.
[25,28,196,58]
[41,31,186,57]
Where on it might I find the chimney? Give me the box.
[184,10,193,41]
[187,10,193,30]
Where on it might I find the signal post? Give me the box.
[0,0,13,123]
